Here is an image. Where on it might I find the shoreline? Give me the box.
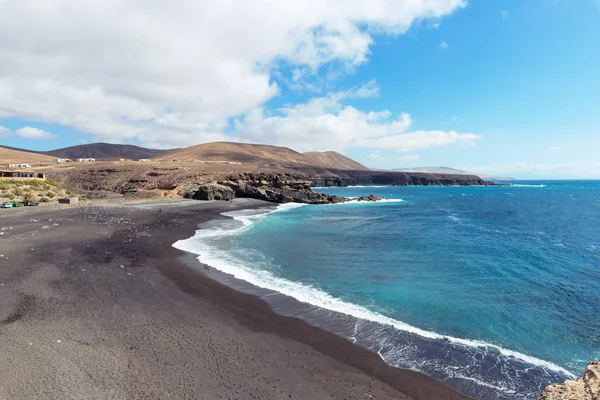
[0,198,469,400]
[173,200,572,400]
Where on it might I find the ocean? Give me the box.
[174,181,600,400]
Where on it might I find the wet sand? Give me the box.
[0,199,471,400]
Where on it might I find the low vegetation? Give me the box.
[0,179,71,205]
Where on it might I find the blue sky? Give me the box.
[1,0,599,178]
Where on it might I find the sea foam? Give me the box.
[172,202,575,379]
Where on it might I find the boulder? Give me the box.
[357,195,384,202]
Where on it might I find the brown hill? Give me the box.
[303,151,369,171]
[0,146,54,164]
[44,143,175,161]
[155,142,315,166]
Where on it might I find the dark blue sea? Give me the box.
[175,181,600,399]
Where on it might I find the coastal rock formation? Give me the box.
[309,170,490,187]
[179,173,389,204]
[180,183,235,201]
[216,172,348,204]
[356,195,384,202]
[539,361,600,400]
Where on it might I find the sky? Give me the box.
[0,0,599,179]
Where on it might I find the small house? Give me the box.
[0,170,43,179]
[53,158,70,163]
[76,158,96,162]
[138,159,151,162]
[8,163,30,169]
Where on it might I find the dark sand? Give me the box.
[0,199,471,400]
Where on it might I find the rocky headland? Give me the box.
[44,163,492,205]
[179,173,384,204]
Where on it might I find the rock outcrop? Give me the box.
[177,173,391,204]
[180,183,235,201]
[539,362,600,400]
[216,172,348,204]
[309,170,491,187]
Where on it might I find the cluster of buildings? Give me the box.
[53,158,96,163]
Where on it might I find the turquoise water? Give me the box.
[175,181,600,399]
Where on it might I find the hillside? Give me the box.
[394,167,514,181]
[155,142,315,166]
[303,151,369,171]
[0,146,54,164]
[44,143,174,161]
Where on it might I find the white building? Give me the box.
[138,159,151,162]
[8,163,30,168]
[53,158,70,163]
[76,158,96,162]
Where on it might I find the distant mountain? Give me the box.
[44,143,175,161]
[155,142,316,166]
[393,167,515,181]
[0,146,55,164]
[303,151,370,171]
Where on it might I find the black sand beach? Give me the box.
[0,199,470,399]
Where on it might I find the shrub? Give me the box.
[47,180,61,187]
[5,193,15,200]
[12,187,24,197]
[40,197,50,203]
[29,179,43,188]
[22,192,36,205]
[46,192,56,198]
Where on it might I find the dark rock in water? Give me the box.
[356,195,384,202]
[180,183,235,201]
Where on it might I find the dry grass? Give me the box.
[0,147,55,164]
[0,179,70,204]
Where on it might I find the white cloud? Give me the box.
[439,41,450,49]
[500,10,510,19]
[0,0,466,148]
[0,125,57,139]
[15,127,57,139]
[548,146,562,152]
[235,86,480,152]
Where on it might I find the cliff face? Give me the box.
[181,172,350,204]
[539,362,599,400]
[308,170,489,187]
[45,163,493,203]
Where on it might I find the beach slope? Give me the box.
[0,199,469,400]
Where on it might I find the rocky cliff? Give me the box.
[308,170,490,187]
[539,362,599,400]
[45,163,492,204]
[180,172,376,204]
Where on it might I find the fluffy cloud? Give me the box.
[0,125,57,139]
[235,85,480,152]
[15,127,57,140]
[0,0,466,148]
